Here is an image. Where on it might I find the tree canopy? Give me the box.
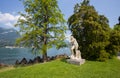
[68,0,111,61]
[15,0,67,61]
[106,16,120,57]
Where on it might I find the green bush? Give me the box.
[97,50,110,61]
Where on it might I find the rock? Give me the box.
[55,54,69,59]
[33,56,42,63]
[55,55,60,59]
[47,56,51,61]
[15,60,19,65]
[63,54,69,59]
[20,58,27,65]
[50,56,55,60]
[28,59,34,64]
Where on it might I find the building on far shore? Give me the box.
[5,46,24,49]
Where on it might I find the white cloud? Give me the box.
[0,12,20,28]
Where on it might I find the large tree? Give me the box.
[68,0,111,61]
[15,0,67,61]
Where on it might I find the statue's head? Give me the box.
[70,35,74,39]
[70,35,73,37]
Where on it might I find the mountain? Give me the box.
[0,27,20,47]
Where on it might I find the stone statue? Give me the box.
[70,35,81,60]
[67,35,85,65]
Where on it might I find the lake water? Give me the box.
[0,47,70,65]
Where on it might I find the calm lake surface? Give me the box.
[0,47,70,65]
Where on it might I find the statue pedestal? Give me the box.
[67,59,85,65]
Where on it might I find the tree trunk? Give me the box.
[43,51,47,62]
[43,7,48,62]
[43,31,48,62]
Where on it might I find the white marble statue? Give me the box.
[70,35,81,60]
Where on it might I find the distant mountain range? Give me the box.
[0,27,20,47]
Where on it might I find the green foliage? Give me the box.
[0,59,120,78]
[68,0,111,61]
[114,24,120,31]
[106,24,120,58]
[97,50,110,61]
[15,0,66,60]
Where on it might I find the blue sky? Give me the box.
[0,0,120,29]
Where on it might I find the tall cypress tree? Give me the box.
[15,0,66,61]
[106,17,120,57]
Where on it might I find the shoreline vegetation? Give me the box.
[0,58,120,78]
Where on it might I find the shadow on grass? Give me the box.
[60,58,68,63]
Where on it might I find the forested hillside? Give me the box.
[0,27,20,47]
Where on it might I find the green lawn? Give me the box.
[0,58,120,78]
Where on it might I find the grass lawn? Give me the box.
[0,58,120,78]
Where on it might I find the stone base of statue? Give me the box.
[67,58,85,65]
[67,54,85,65]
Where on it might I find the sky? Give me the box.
[0,0,120,29]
